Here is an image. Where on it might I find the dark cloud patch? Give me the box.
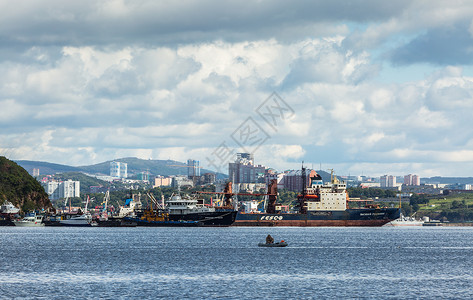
[389,23,473,66]
[0,0,411,48]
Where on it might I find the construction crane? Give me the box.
[167,164,204,182]
[167,165,203,168]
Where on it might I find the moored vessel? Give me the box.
[127,192,237,227]
[166,193,237,226]
[0,201,19,226]
[59,212,92,227]
[1,201,20,215]
[13,213,45,227]
[95,191,139,227]
[58,195,93,227]
[233,167,400,227]
[384,213,424,226]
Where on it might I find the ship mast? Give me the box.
[297,162,308,214]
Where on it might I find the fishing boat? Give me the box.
[13,213,45,227]
[126,192,237,227]
[166,193,237,226]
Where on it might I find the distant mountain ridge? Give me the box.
[16,157,227,179]
[421,177,473,185]
[13,158,473,185]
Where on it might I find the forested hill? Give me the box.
[0,156,51,211]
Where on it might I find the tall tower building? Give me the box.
[404,174,420,186]
[187,159,200,178]
[228,153,265,184]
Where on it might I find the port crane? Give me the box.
[196,180,279,213]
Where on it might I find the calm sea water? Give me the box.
[0,226,472,299]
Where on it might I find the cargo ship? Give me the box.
[233,168,400,226]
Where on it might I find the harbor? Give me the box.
[2,167,402,228]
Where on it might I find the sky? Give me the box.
[2,0,473,177]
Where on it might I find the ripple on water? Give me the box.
[1,227,473,299]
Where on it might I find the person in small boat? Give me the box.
[266,234,274,244]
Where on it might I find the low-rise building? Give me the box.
[153,176,172,188]
[171,176,194,188]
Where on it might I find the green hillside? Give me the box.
[17,157,226,178]
[15,160,80,175]
[0,156,51,211]
[79,157,190,176]
[50,172,110,193]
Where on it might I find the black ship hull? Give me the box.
[124,217,200,227]
[234,208,400,226]
[95,217,137,227]
[167,210,238,227]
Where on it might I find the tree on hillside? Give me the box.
[0,156,51,211]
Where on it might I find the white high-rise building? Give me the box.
[404,174,420,186]
[187,159,200,178]
[380,175,396,187]
[42,180,80,200]
[60,180,80,199]
[43,181,60,200]
[110,161,128,178]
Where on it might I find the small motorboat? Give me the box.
[258,241,288,247]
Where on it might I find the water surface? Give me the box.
[1,227,472,299]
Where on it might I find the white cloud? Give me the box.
[2,1,473,177]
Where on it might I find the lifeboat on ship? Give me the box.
[297,194,319,199]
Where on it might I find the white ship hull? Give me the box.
[13,215,44,227]
[59,214,92,227]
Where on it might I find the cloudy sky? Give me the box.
[2,0,473,177]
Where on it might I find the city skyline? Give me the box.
[2,1,473,177]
